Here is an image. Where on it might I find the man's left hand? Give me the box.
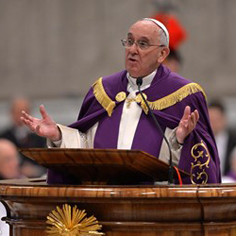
[176,106,199,144]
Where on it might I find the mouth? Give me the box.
[128,57,137,62]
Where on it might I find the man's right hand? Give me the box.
[21,105,62,141]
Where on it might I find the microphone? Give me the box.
[136,77,174,184]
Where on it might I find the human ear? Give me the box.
[157,47,170,64]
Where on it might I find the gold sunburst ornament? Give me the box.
[46,204,105,236]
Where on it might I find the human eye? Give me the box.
[138,40,149,49]
[127,38,134,46]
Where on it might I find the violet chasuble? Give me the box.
[48,65,221,184]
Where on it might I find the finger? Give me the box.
[21,118,36,132]
[39,105,49,120]
[190,113,197,125]
[21,111,37,125]
[188,111,199,131]
[190,110,199,125]
[181,114,194,130]
[21,110,28,119]
[182,106,191,120]
[194,110,199,121]
[20,117,27,125]
[22,110,33,119]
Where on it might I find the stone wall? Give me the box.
[0,0,236,100]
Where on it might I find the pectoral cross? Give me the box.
[126,98,136,108]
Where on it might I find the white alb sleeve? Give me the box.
[47,123,99,148]
[47,124,87,148]
[158,127,183,166]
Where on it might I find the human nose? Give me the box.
[128,41,139,53]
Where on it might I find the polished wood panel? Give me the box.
[19,148,188,183]
[1,179,236,235]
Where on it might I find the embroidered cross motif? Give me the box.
[126,98,136,108]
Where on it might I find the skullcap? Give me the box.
[143,18,169,46]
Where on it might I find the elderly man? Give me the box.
[21,18,221,184]
[0,139,21,180]
[0,97,46,178]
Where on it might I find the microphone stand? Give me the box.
[136,77,174,184]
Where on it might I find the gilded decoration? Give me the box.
[190,140,211,184]
[126,93,148,110]
[93,77,115,117]
[46,204,104,236]
[115,91,126,102]
[93,78,206,116]
[126,98,136,109]
[147,83,207,111]
[135,93,148,114]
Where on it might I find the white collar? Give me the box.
[127,69,157,92]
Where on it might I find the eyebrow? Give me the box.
[138,37,150,42]
[127,33,150,42]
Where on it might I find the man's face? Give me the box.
[0,142,20,179]
[125,20,168,78]
[11,99,30,126]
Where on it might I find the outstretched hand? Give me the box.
[21,105,61,141]
[176,106,199,144]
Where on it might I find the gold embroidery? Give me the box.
[134,83,205,114]
[92,79,206,117]
[93,77,116,117]
[190,140,211,184]
[147,83,207,111]
[115,91,126,102]
[126,98,136,108]
[135,93,148,114]
[135,93,147,103]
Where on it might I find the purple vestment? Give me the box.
[47,65,221,184]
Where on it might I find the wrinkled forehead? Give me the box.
[128,20,161,40]
[128,19,169,45]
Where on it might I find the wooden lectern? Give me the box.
[19,148,188,184]
[1,148,236,236]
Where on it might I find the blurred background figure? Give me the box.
[222,147,236,183]
[0,97,46,178]
[0,139,21,180]
[151,0,186,73]
[208,100,236,177]
[0,139,27,236]
[162,49,182,73]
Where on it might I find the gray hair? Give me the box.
[158,28,168,46]
[142,18,169,47]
